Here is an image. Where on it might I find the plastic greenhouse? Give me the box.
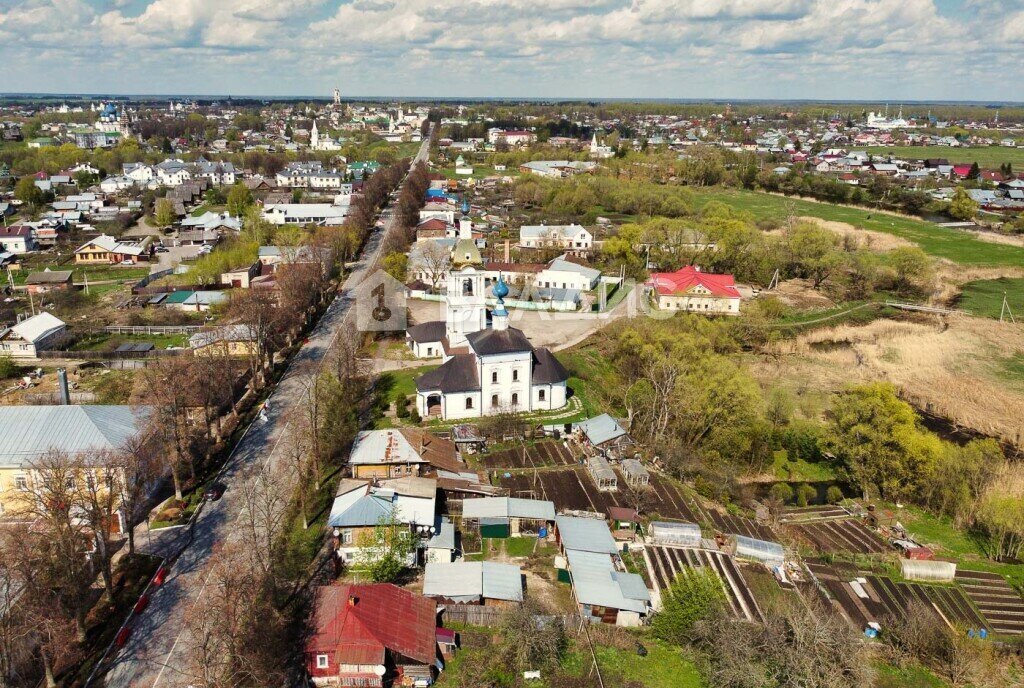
[900,558,957,583]
[731,534,785,564]
[649,521,702,548]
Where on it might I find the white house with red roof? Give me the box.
[306,583,441,687]
[646,266,741,315]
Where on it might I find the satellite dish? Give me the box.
[373,665,386,676]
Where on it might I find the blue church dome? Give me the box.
[492,275,509,299]
[461,198,470,214]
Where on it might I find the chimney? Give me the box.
[504,239,510,264]
[57,368,70,405]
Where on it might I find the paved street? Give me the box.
[100,135,431,688]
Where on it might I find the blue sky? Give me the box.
[0,0,1021,101]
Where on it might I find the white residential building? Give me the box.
[519,224,593,251]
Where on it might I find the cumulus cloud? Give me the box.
[0,0,1018,99]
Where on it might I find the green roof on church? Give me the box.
[452,238,481,267]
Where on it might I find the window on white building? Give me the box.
[512,370,519,382]
[491,371,498,383]
[466,398,474,409]
[15,476,27,491]
[511,393,519,407]
[491,394,499,408]
[539,389,546,401]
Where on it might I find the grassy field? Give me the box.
[957,277,1024,319]
[9,264,152,285]
[562,639,704,688]
[862,145,1024,168]
[70,332,189,352]
[691,188,1024,267]
[873,662,949,688]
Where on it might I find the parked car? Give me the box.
[203,482,226,501]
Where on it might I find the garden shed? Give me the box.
[620,459,650,487]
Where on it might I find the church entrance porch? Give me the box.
[426,394,442,417]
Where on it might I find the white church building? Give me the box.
[411,222,569,421]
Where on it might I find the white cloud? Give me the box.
[0,0,1018,99]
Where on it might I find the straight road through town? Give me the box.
[99,133,431,688]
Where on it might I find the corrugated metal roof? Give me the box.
[576,414,627,446]
[0,405,152,466]
[422,561,523,602]
[555,515,617,554]
[463,496,555,521]
[10,312,65,344]
[426,516,455,551]
[565,549,648,614]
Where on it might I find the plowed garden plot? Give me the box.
[644,546,763,623]
[479,441,577,470]
[955,571,1024,635]
[495,466,701,521]
[787,519,890,554]
[646,473,703,522]
[709,511,777,541]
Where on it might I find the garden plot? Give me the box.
[955,570,1024,635]
[779,504,851,523]
[803,562,987,632]
[708,511,777,541]
[787,518,891,555]
[496,466,701,522]
[644,545,764,623]
[478,440,576,470]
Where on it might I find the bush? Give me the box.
[795,483,817,507]
[826,485,844,504]
[769,483,794,504]
[0,355,18,380]
[408,407,422,424]
[653,567,726,645]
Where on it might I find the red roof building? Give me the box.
[952,164,973,178]
[306,583,439,687]
[645,266,741,315]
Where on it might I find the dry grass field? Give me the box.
[753,315,1024,447]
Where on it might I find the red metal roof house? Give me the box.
[645,266,741,315]
[307,583,440,687]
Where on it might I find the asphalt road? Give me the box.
[100,135,431,688]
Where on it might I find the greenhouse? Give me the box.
[900,558,957,583]
[731,534,785,565]
[621,458,650,487]
[587,455,618,491]
[649,521,702,548]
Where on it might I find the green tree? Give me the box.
[795,483,817,507]
[885,246,933,295]
[14,177,43,207]
[356,513,413,583]
[381,252,408,282]
[824,383,943,501]
[826,485,844,504]
[154,198,176,228]
[948,186,978,221]
[770,483,794,504]
[652,567,727,645]
[783,222,844,289]
[226,183,253,217]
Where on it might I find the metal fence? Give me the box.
[102,324,203,334]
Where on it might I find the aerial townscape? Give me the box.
[1,2,1024,688]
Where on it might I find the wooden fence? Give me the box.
[38,349,188,361]
[440,605,578,628]
[24,391,97,404]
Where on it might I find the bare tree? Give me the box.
[135,357,199,500]
[25,451,94,643]
[238,461,289,582]
[76,450,119,602]
[417,240,451,291]
[228,288,282,390]
[116,430,161,556]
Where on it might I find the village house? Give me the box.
[518,160,597,178]
[306,583,441,687]
[188,325,258,357]
[24,270,73,295]
[74,235,151,264]
[0,226,36,254]
[0,404,154,529]
[518,224,593,251]
[555,515,650,626]
[327,476,438,566]
[262,203,348,226]
[461,496,555,538]
[422,561,524,606]
[220,262,260,289]
[0,312,68,358]
[348,428,463,480]
[646,265,741,315]
[534,256,601,292]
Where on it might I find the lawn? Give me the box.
[691,188,1024,267]
[771,450,837,482]
[862,145,1024,169]
[562,638,704,688]
[894,504,1024,591]
[372,364,437,429]
[71,332,189,352]
[957,277,1024,320]
[873,662,949,688]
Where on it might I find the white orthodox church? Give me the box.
[310,120,343,151]
[410,220,569,420]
